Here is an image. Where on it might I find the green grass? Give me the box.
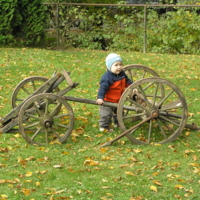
[0,47,200,199]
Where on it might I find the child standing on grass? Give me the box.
[96,53,132,132]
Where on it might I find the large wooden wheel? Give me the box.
[117,77,188,145]
[18,93,74,145]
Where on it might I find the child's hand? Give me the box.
[133,89,138,93]
[96,99,104,105]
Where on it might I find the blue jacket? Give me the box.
[97,70,132,103]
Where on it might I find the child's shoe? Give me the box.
[100,127,113,132]
[113,122,118,128]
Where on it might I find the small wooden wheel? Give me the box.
[11,76,59,108]
[19,93,74,145]
[117,77,188,145]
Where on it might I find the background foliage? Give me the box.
[0,0,200,54]
[0,0,46,46]
[44,1,200,54]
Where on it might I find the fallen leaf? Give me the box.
[153,180,162,186]
[84,159,99,166]
[53,164,62,168]
[125,171,135,176]
[25,172,33,177]
[175,184,184,189]
[150,185,157,192]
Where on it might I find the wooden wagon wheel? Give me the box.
[18,93,74,145]
[11,76,59,108]
[117,77,188,145]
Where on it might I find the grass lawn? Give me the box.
[0,47,200,199]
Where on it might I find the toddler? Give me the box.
[96,53,132,132]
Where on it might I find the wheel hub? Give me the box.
[40,116,53,128]
[145,106,159,119]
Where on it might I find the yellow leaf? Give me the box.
[106,193,113,196]
[125,171,135,176]
[153,180,162,186]
[1,194,8,198]
[188,163,199,167]
[175,184,184,189]
[120,164,129,168]
[21,188,31,196]
[62,151,70,155]
[154,143,162,146]
[132,149,142,153]
[101,186,110,189]
[84,159,99,166]
[184,193,190,197]
[99,148,108,153]
[152,172,159,176]
[190,88,197,91]
[14,134,21,138]
[36,181,40,186]
[185,131,190,136]
[150,185,157,192]
[25,172,32,177]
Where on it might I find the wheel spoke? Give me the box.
[147,120,152,143]
[33,102,43,116]
[50,127,61,141]
[123,112,145,119]
[49,102,62,116]
[152,82,159,106]
[160,99,183,111]
[45,128,49,144]
[159,115,180,127]
[127,69,134,82]
[142,82,155,92]
[16,98,24,102]
[158,89,174,108]
[156,118,167,139]
[44,98,49,115]
[142,71,147,79]
[25,113,40,119]
[53,113,70,119]
[31,81,36,91]
[24,121,40,129]
[128,98,148,111]
[138,85,151,107]
[31,127,43,141]
[21,86,31,95]
[54,122,69,129]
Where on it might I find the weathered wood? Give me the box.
[0,73,61,124]
[62,70,74,86]
[64,96,118,108]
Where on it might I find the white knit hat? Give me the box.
[105,53,122,70]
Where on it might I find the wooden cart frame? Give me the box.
[0,65,199,147]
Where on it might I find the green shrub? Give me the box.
[148,9,200,54]
[0,0,46,46]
